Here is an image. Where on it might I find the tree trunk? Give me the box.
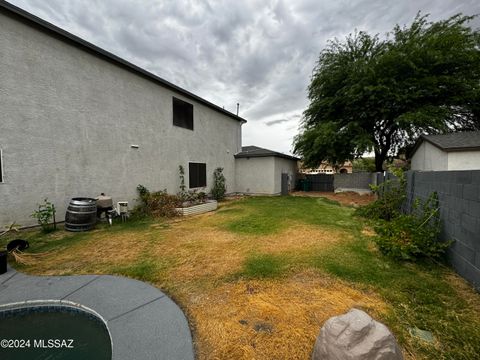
[374,151,385,172]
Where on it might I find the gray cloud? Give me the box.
[265,119,289,126]
[8,0,480,154]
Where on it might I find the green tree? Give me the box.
[352,157,376,172]
[294,14,480,172]
[211,167,226,200]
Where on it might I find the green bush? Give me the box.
[31,198,56,233]
[211,167,226,201]
[355,168,405,220]
[373,192,451,260]
[136,184,150,200]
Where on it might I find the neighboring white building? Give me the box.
[410,132,480,171]
[300,161,353,174]
[235,146,299,195]
[0,3,295,226]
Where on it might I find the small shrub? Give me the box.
[136,184,150,201]
[135,185,181,218]
[147,190,182,217]
[168,189,208,208]
[31,198,56,233]
[177,165,188,202]
[355,167,406,221]
[373,192,451,260]
[211,167,226,201]
[186,190,207,205]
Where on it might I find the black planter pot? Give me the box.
[0,250,7,275]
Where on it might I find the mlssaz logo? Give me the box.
[34,339,74,349]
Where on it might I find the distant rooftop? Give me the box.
[418,131,480,152]
[235,146,299,161]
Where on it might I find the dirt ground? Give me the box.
[291,191,375,207]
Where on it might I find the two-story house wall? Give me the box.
[0,2,245,226]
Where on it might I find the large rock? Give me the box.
[312,309,403,360]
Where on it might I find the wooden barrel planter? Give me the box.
[65,198,97,232]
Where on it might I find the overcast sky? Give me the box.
[9,0,480,154]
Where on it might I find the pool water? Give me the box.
[0,304,112,360]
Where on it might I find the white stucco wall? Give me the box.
[411,141,480,171]
[273,157,298,194]
[0,12,242,226]
[235,157,275,195]
[447,151,480,170]
[235,157,297,195]
[411,142,448,171]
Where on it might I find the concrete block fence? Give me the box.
[333,172,376,192]
[404,170,480,290]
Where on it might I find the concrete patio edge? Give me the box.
[0,267,194,360]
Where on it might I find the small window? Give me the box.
[0,149,3,183]
[173,97,193,130]
[189,162,206,188]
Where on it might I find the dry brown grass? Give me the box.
[140,215,387,359]
[26,230,153,275]
[445,274,480,314]
[186,270,387,360]
[293,191,375,206]
[361,226,376,237]
[15,197,480,360]
[18,204,389,359]
[151,215,348,283]
[258,224,347,254]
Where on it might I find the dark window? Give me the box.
[189,163,206,188]
[173,97,193,130]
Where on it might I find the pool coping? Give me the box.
[0,267,195,360]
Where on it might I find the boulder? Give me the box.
[312,308,403,360]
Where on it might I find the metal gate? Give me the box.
[305,174,334,192]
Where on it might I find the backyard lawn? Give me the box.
[4,196,480,359]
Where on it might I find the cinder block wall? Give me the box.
[333,172,376,191]
[405,170,480,290]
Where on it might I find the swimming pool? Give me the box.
[0,300,112,360]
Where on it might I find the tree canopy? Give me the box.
[293,14,480,171]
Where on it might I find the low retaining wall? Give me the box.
[333,172,376,193]
[175,200,218,216]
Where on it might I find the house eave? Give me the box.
[234,153,300,161]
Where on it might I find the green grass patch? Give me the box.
[225,215,280,235]
[110,259,161,283]
[241,253,288,278]
[223,196,360,235]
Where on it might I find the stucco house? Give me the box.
[410,132,480,171]
[235,146,299,195]
[0,3,294,226]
